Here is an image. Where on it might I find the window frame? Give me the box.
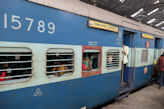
[82,46,102,77]
[46,48,75,78]
[0,47,33,85]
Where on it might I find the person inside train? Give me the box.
[0,63,8,81]
[83,53,92,71]
[52,61,68,76]
[107,55,114,66]
[8,55,22,79]
[122,42,129,85]
[90,54,98,69]
[82,64,87,70]
[157,53,164,89]
[122,42,129,65]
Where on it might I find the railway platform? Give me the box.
[102,85,164,109]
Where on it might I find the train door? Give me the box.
[121,31,135,88]
[154,38,161,60]
[117,30,135,100]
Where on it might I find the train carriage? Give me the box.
[0,0,164,109]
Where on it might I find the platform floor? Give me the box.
[103,85,164,109]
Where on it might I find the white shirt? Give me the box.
[123,45,129,64]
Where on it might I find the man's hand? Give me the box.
[122,51,126,55]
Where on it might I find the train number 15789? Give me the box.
[2,12,56,34]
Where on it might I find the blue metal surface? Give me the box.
[133,33,155,48]
[123,65,152,89]
[132,65,153,89]
[162,39,164,49]
[0,71,121,109]
[123,66,134,83]
[0,0,122,47]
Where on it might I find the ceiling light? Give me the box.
[119,0,125,3]
[155,21,164,27]
[153,0,160,4]
[147,18,156,24]
[147,8,159,16]
[131,8,144,17]
[161,27,164,30]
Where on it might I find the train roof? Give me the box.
[28,0,164,37]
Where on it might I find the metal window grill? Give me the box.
[0,49,32,84]
[46,49,74,77]
[141,50,148,63]
[106,49,120,68]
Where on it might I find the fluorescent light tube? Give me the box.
[161,27,164,29]
[147,8,159,16]
[155,21,164,27]
[131,8,144,17]
[147,18,156,24]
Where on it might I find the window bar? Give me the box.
[107,62,119,64]
[0,74,32,79]
[0,54,32,56]
[0,67,32,72]
[47,69,74,74]
[107,65,119,67]
[46,64,74,68]
[107,63,119,66]
[107,58,119,60]
[107,63,119,65]
[47,54,74,56]
[0,60,32,64]
[47,59,74,62]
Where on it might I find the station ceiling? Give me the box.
[81,0,164,31]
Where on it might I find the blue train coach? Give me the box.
[0,0,164,109]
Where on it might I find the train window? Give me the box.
[141,50,148,63]
[0,48,32,84]
[46,49,74,77]
[83,49,100,71]
[106,50,119,68]
[82,46,102,77]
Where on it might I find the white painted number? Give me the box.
[4,13,7,29]
[25,17,34,31]
[48,22,55,34]
[11,15,21,30]
[38,20,45,33]
[1,12,56,34]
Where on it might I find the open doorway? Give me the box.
[121,30,135,88]
[154,38,161,60]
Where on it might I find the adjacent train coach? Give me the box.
[0,0,164,109]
